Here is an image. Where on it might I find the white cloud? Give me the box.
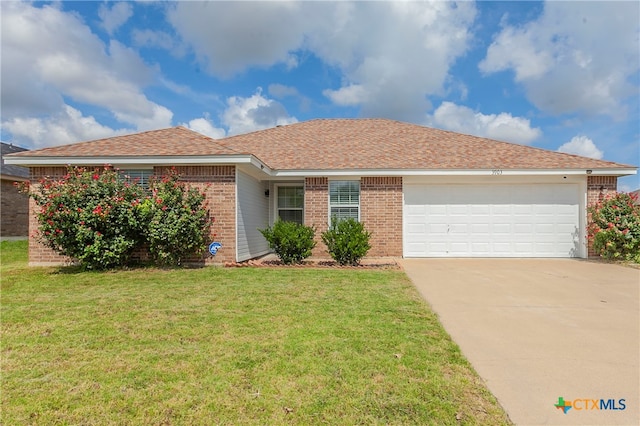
[268,84,299,99]
[428,102,542,145]
[98,2,133,35]
[132,29,186,57]
[221,89,297,136]
[480,1,639,117]
[167,1,307,78]
[323,84,367,106]
[0,2,172,144]
[2,105,129,149]
[557,135,604,159]
[181,117,226,139]
[311,1,477,121]
[167,1,477,121]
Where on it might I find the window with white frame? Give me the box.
[329,180,360,221]
[277,186,304,224]
[119,169,153,189]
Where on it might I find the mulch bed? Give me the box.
[224,259,400,270]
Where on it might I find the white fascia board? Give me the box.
[271,168,638,177]
[4,154,262,167]
[249,157,273,175]
[587,168,637,176]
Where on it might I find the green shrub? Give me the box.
[588,192,640,263]
[141,171,211,266]
[321,218,372,266]
[259,220,316,264]
[25,166,147,270]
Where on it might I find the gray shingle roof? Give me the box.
[1,142,29,178]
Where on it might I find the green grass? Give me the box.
[1,241,510,425]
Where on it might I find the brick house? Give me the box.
[1,142,30,238]
[4,119,637,265]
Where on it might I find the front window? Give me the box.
[277,186,304,224]
[329,180,360,221]
[119,169,153,189]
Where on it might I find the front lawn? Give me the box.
[1,241,510,425]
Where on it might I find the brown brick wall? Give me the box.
[26,165,237,266]
[303,176,403,259]
[1,179,29,237]
[587,175,618,257]
[155,166,236,265]
[304,177,329,258]
[361,177,403,257]
[28,167,73,266]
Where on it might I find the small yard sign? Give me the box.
[208,242,222,256]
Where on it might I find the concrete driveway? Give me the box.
[399,259,639,426]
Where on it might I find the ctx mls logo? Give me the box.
[554,397,626,414]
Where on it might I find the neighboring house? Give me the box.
[1,142,30,238]
[5,119,637,265]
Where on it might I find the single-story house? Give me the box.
[1,142,30,238]
[5,118,637,265]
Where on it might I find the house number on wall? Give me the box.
[491,169,503,175]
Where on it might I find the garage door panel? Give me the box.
[492,223,512,234]
[492,205,511,215]
[406,205,426,215]
[407,223,426,233]
[449,205,468,215]
[513,205,534,214]
[514,242,534,253]
[535,224,555,233]
[450,242,471,255]
[428,224,448,233]
[535,243,556,254]
[472,223,490,233]
[514,223,533,233]
[404,184,579,258]
[492,242,511,253]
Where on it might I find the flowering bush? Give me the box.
[588,192,640,263]
[26,166,147,270]
[141,170,211,266]
[25,166,212,269]
[321,218,372,266]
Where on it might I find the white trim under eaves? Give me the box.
[270,168,637,177]
[3,154,273,173]
[4,154,635,178]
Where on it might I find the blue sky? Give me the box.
[1,1,639,189]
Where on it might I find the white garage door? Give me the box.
[404,184,580,257]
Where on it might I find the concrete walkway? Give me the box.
[399,259,639,426]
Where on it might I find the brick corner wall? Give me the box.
[586,175,618,257]
[361,177,403,257]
